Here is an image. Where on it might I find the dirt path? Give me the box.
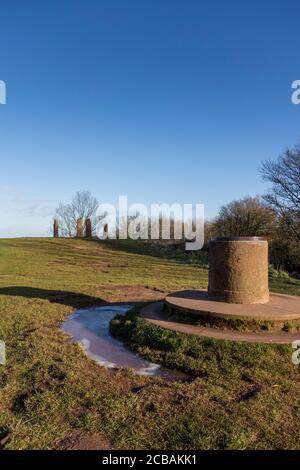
[141,302,300,344]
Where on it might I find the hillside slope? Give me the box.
[0,238,299,450]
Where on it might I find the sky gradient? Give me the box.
[0,0,300,237]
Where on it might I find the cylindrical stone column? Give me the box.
[208,237,269,304]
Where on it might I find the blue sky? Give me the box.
[0,0,300,237]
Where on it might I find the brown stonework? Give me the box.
[208,237,269,304]
[76,218,84,238]
[53,219,59,238]
[85,218,92,238]
[141,302,300,344]
[165,290,300,321]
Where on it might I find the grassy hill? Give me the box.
[0,238,299,449]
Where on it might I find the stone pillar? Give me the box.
[208,237,269,304]
[76,218,84,238]
[85,218,92,238]
[103,223,108,238]
[53,219,59,238]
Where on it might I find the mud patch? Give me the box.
[57,431,111,450]
[236,384,263,402]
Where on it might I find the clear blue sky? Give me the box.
[0,0,300,237]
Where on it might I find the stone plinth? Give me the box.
[208,237,269,304]
[165,290,300,321]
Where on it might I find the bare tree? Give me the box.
[261,145,300,240]
[213,196,275,237]
[55,191,99,237]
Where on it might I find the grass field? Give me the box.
[0,238,299,449]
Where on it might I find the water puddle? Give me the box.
[62,304,187,380]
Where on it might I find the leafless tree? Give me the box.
[55,190,99,237]
[213,196,275,237]
[261,145,300,240]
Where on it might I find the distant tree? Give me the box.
[55,190,99,237]
[204,220,219,246]
[213,196,275,237]
[261,145,300,240]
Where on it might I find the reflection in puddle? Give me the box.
[62,305,187,380]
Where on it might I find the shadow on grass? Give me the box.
[0,286,143,309]
[0,286,108,309]
[87,238,209,267]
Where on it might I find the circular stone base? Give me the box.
[165,290,300,322]
[140,302,300,344]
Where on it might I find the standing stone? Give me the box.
[76,218,84,238]
[53,219,59,238]
[85,218,92,238]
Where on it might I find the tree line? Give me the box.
[208,144,300,273]
[54,143,300,274]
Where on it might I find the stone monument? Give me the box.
[53,219,59,238]
[163,236,300,323]
[85,218,92,238]
[76,218,84,238]
[208,237,269,304]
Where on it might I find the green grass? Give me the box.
[0,237,300,449]
[164,307,300,332]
